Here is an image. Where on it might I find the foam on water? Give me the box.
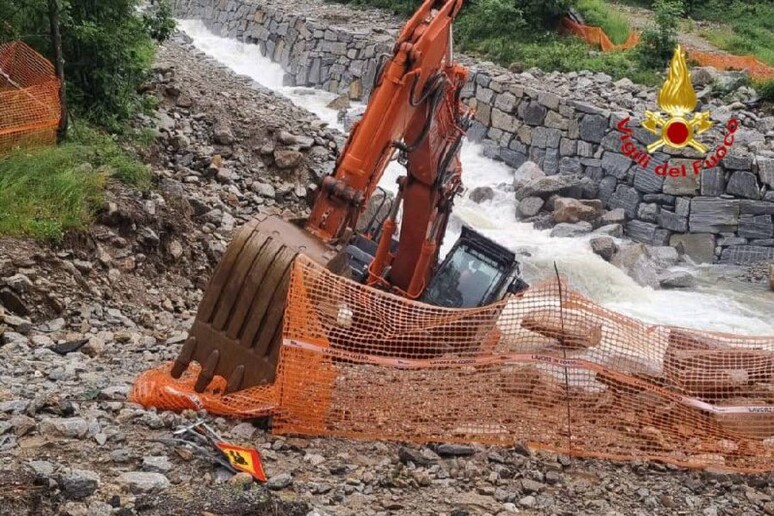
[178,20,774,335]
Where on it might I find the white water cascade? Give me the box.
[177,19,774,335]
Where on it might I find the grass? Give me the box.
[0,124,152,241]
[458,32,661,86]
[702,25,774,68]
[576,0,632,45]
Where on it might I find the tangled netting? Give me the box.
[132,255,774,473]
[562,17,774,80]
[0,41,60,153]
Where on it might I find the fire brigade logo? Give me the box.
[641,45,713,153]
[616,45,740,177]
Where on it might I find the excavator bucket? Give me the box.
[170,214,336,393]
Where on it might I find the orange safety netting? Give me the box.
[132,255,774,473]
[0,41,61,153]
[563,17,774,80]
[562,17,640,52]
[687,49,774,81]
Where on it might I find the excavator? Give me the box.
[170,0,528,393]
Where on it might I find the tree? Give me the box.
[47,0,67,140]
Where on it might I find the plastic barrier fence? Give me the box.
[0,41,61,153]
[133,255,774,473]
[563,17,774,81]
[562,17,640,52]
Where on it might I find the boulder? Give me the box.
[611,244,660,288]
[770,264,774,292]
[326,94,350,110]
[553,198,603,224]
[692,67,719,86]
[670,233,716,264]
[512,161,545,190]
[598,208,626,226]
[594,224,624,237]
[659,270,696,289]
[517,197,544,218]
[550,222,592,238]
[469,186,495,204]
[590,237,616,261]
[515,175,582,201]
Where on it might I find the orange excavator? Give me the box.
[171,0,528,393]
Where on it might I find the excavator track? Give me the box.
[171,214,335,393]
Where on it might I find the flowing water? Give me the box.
[177,20,774,335]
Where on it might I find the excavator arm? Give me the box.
[307,0,471,298]
[171,0,512,394]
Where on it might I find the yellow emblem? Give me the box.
[642,45,713,153]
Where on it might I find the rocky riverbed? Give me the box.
[1,33,774,516]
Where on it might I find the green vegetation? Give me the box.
[0,0,174,130]
[334,0,662,84]
[757,79,774,103]
[0,1,170,240]
[576,0,631,45]
[617,0,774,68]
[0,125,151,240]
[637,0,682,69]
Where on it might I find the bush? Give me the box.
[757,79,774,103]
[637,0,683,69]
[456,0,526,42]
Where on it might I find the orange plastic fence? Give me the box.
[0,41,60,153]
[563,17,774,80]
[133,255,774,473]
[562,17,640,52]
[688,49,774,81]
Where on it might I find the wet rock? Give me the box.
[517,197,544,218]
[670,233,717,264]
[327,94,350,110]
[590,237,617,261]
[611,243,660,288]
[515,175,581,201]
[598,208,626,226]
[659,270,696,288]
[469,186,494,203]
[62,469,100,500]
[550,222,592,238]
[117,471,170,494]
[553,198,602,223]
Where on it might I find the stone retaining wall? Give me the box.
[172,0,774,265]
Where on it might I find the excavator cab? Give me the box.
[422,226,528,308]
